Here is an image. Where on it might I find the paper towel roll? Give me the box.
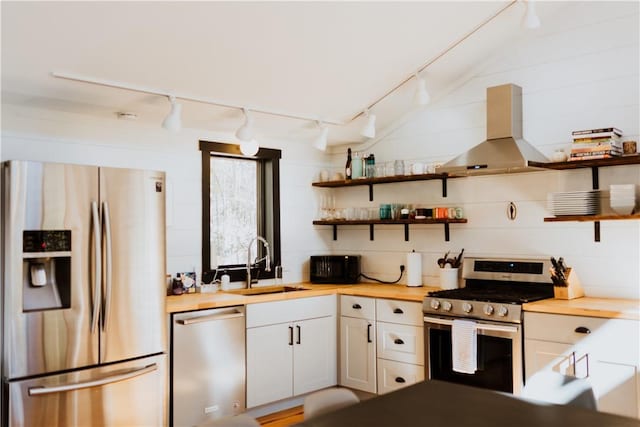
[406,251,422,287]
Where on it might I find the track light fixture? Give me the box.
[360,110,376,139]
[239,139,259,156]
[414,73,430,106]
[53,2,521,148]
[162,96,182,132]
[524,0,541,29]
[313,122,329,151]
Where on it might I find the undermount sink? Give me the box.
[225,285,311,296]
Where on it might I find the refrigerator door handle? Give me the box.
[102,201,113,332]
[91,201,102,333]
[28,363,158,396]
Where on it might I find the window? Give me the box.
[200,141,281,282]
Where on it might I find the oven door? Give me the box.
[424,315,523,394]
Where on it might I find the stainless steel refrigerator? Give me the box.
[1,161,167,426]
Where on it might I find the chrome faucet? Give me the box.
[246,236,271,288]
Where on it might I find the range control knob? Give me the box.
[442,301,453,312]
[430,299,441,310]
[483,304,494,316]
[497,305,509,317]
[462,302,473,313]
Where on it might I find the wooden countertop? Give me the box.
[523,297,640,321]
[167,283,640,320]
[166,283,439,313]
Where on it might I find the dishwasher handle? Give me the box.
[176,310,244,325]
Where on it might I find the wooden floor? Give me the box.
[256,405,304,427]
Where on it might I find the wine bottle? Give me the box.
[345,148,352,180]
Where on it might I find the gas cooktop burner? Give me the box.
[424,257,556,323]
[428,286,552,304]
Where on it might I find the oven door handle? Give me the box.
[423,316,518,334]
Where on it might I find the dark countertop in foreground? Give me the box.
[295,380,640,427]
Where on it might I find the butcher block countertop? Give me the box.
[167,283,639,320]
[166,283,439,313]
[523,297,640,321]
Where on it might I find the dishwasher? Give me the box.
[172,306,246,427]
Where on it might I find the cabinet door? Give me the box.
[246,323,293,408]
[524,339,575,380]
[339,316,376,393]
[590,359,638,418]
[293,316,337,395]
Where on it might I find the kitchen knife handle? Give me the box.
[574,326,591,334]
[288,326,294,346]
[352,303,362,310]
[367,323,372,343]
[91,201,101,334]
[102,201,112,333]
[393,308,404,314]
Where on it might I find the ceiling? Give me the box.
[1,1,568,147]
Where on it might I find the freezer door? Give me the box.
[2,161,99,378]
[99,167,166,363]
[7,354,167,427]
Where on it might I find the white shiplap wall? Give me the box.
[323,1,640,298]
[0,109,334,284]
[1,1,638,298]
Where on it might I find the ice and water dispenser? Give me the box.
[22,230,72,311]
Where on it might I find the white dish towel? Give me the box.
[452,319,478,374]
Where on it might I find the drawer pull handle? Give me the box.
[352,304,362,310]
[395,377,406,383]
[394,338,404,345]
[393,308,404,314]
[575,326,591,334]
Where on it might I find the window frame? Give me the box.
[200,141,281,283]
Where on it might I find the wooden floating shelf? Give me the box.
[529,154,640,170]
[313,218,467,225]
[544,213,640,222]
[313,218,468,242]
[311,173,452,187]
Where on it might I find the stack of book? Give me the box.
[569,127,623,161]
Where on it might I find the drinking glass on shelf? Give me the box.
[385,161,395,177]
[394,160,404,176]
[320,194,335,220]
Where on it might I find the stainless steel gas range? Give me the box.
[423,257,554,395]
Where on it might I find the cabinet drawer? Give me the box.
[246,295,336,328]
[524,312,639,366]
[377,359,424,395]
[340,295,375,320]
[376,299,423,326]
[376,322,424,365]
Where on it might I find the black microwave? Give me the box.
[310,255,360,284]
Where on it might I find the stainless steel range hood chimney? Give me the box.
[439,84,548,175]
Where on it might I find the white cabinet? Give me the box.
[338,296,425,395]
[524,312,640,418]
[339,296,377,393]
[375,299,424,394]
[246,295,337,408]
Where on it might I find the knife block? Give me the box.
[553,268,584,300]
